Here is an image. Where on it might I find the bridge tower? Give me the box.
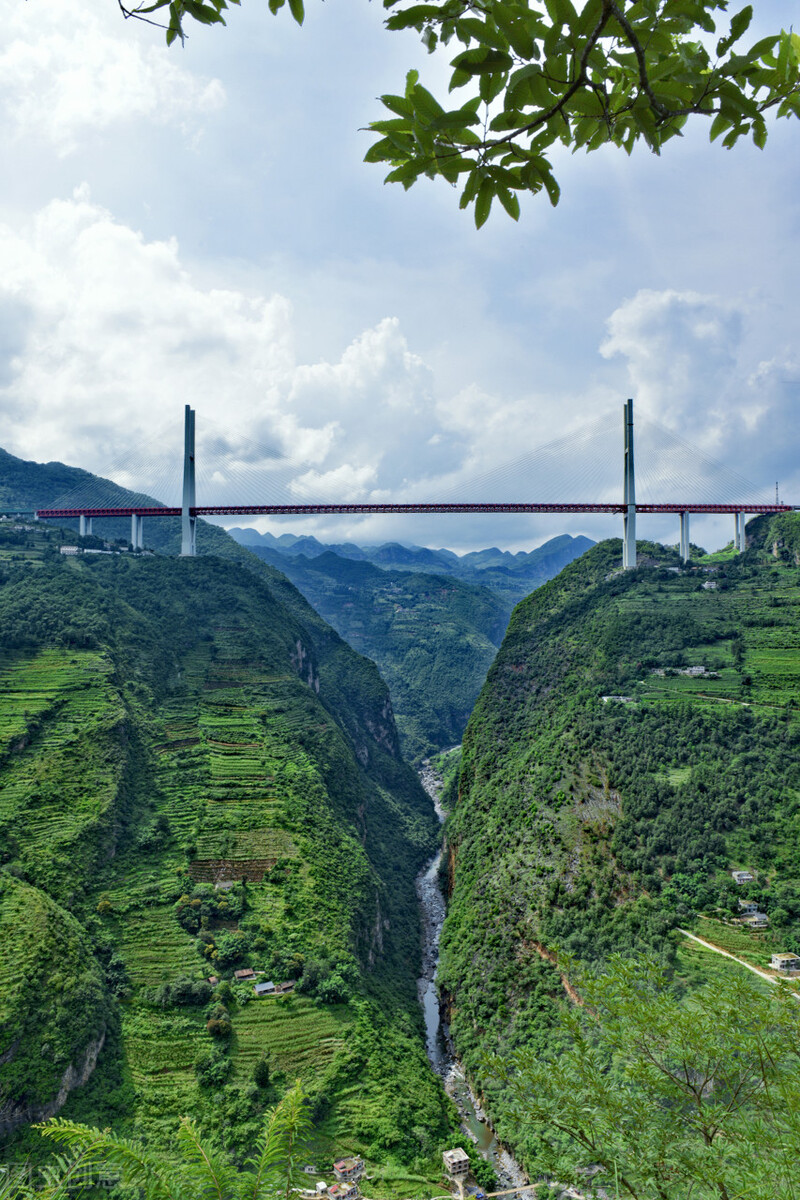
[181,404,196,557]
[622,398,636,569]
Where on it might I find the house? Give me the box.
[732,870,754,885]
[254,981,276,997]
[442,1149,470,1180]
[208,975,219,986]
[60,546,79,555]
[302,1166,318,1176]
[771,953,800,974]
[315,1185,328,1196]
[741,913,769,929]
[333,1158,364,1183]
[702,580,718,590]
[327,1184,358,1200]
[234,968,255,981]
[738,900,758,915]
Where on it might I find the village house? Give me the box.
[327,1183,359,1200]
[333,1158,364,1183]
[738,900,759,915]
[254,980,276,997]
[234,968,255,981]
[442,1149,470,1181]
[59,546,80,555]
[771,953,800,974]
[741,912,769,929]
[731,870,754,885]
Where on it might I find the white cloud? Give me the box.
[599,288,800,510]
[0,1,224,154]
[0,194,468,511]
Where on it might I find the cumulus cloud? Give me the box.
[600,288,800,506]
[0,193,468,510]
[0,1,224,154]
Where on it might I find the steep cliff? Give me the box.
[440,527,800,1170]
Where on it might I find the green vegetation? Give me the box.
[440,518,800,1174]
[493,957,800,1198]
[251,551,508,761]
[26,1080,314,1200]
[0,531,455,1184]
[0,874,109,1123]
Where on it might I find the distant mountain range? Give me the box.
[228,528,595,607]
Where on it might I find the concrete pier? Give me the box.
[680,511,690,563]
[131,513,143,550]
[79,515,93,537]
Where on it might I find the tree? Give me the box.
[32,1080,312,1200]
[490,956,800,1199]
[126,0,800,225]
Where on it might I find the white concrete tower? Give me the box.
[623,398,636,569]
[181,405,196,557]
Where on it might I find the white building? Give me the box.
[442,1149,470,1180]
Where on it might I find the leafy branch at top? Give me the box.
[130,0,800,225]
[365,0,800,224]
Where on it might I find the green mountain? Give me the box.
[440,518,800,1174]
[0,508,454,1184]
[244,548,509,761]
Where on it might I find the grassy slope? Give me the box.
[0,529,454,1185]
[441,522,800,1171]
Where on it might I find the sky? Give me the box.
[1,0,799,554]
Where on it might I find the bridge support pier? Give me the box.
[622,398,636,569]
[131,513,144,550]
[79,515,93,537]
[181,404,197,557]
[734,512,746,553]
[680,512,690,563]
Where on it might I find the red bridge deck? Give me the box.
[36,503,796,518]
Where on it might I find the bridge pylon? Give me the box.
[622,398,636,569]
[181,404,196,557]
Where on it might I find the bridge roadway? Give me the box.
[33,502,798,519]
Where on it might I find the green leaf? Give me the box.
[709,112,731,142]
[496,185,521,220]
[287,0,304,25]
[716,6,752,57]
[451,47,515,75]
[474,178,494,227]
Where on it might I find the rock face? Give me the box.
[0,1031,106,1136]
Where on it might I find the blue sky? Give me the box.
[1,0,798,554]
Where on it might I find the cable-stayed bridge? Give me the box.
[33,402,794,569]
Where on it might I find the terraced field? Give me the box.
[0,647,127,897]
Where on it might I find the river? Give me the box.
[416,760,529,1196]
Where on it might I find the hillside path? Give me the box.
[678,928,778,985]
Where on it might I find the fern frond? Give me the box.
[175,1117,238,1200]
[36,1120,178,1200]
